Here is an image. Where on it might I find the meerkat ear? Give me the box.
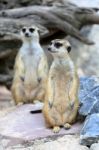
[67,46,71,53]
[37,28,41,35]
[35,27,41,35]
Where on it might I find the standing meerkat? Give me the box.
[43,39,79,133]
[11,26,49,105]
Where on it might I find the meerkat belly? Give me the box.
[23,55,40,89]
[53,69,72,113]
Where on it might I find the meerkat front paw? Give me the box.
[53,126,60,133]
[33,100,40,104]
[64,123,71,130]
[17,102,24,106]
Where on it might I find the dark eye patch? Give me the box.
[67,46,71,53]
[22,28,26,33]
[54,42,62,48]
[29,28,35,33]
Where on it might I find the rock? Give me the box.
[1,139,10,149]
[0,104,82,141]
[7,135,89,150]
[0,146,3,150]
[69,0,99,76]
[0,86,13,110]
[80,113,99,146]
[0,76,99,147]
[70,0,99,7]
[90,143,99,150]
[79,76,99,116]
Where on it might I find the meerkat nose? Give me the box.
[25,33,30,37]
[48,47,51,51]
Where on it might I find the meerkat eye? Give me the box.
[54,42,62,48]
[29,28,35,33]
[67,46,71,53]
[22,28,26,33]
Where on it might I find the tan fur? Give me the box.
[43,39,79,132]
[11,26,49,105]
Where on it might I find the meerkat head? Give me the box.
[20,26,40,42]
[48,39,71,57]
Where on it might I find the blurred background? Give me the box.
[0,0,99,111]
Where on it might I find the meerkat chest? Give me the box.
[22,49,43,70]
[52,67,73,94]
[20,43,44,70]
[20,46,44,86]
[50,61,75,111]
[51,60,74,81]
[23,54,40,69]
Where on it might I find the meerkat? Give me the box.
[43,39,79,133]
[11,26,49,105]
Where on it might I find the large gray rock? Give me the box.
[90,143,99,150]
[79,77,99,146]
[80,113,99,146]
[70,0,99,7]
[69,0,99,76]
[0,104,82,141]
[7,135,89,150]
[79,76,99,116]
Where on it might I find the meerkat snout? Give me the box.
[25,32,30,37]
[21,27,35,38]
[48,47,51,51]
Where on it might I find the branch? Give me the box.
[0,2,99,88]
[0,5,99,45]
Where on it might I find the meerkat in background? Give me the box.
[11,26,49,105]
[43,39,79,133]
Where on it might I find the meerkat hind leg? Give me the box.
[53,126,60,133]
